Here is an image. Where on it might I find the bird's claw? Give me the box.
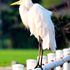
[34,65,43,70]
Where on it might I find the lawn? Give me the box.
[0,49,51,66]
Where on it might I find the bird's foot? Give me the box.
[35,65,43,70]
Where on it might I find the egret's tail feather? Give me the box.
[42,37,49,50]
[42,36,56,51]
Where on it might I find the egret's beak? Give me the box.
[10,1,20,6]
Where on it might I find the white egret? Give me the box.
[11,0,57,69]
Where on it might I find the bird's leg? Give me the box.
[35,36,43,70]
[39,38,43,66]
[35,42,40,68]
[40,45,43,67]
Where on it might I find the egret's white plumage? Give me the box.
[11,0,56,51]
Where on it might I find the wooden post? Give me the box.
[48,53,56,70]
[26,59,37,70]
[63,48,70,70]
[12,64,24,70]
[42,56,48,65]
[68,47,70,70]
[48,53,56,63]
[63,48,70,56]
[37,56,48,66]
[56,50,63,70]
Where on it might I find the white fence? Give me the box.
[12,48,70,70]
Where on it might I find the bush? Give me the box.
[52,15,70,49]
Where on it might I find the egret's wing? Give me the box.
[28,4,56,51]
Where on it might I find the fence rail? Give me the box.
[12,48,70,70]
[43,55,70,70]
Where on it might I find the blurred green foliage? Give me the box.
[41,0,61,8]
[0,0,70,49]
[52,15,70,49]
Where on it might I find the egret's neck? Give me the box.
[19,0,33,28]
[21,0,33,9]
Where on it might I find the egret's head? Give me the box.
[10,0,32,6]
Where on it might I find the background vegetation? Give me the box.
[0,0,70,66]
[0,0,70,49]
[41,0,61,8]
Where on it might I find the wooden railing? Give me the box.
[12,48,70,70]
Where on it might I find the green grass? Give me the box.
[0,49,51,66]
[41,0,61,8]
